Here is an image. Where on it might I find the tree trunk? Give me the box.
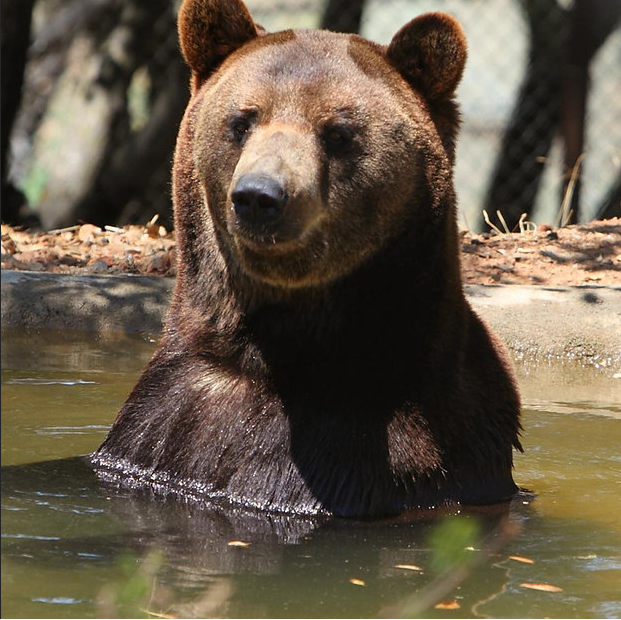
[321,0,365,33]
[483,0,567,231]
[22,0,187,230]
[1,0,35,225]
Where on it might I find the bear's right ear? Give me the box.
[178,0,259,87]
[387,13,467,101]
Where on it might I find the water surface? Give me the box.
[2,329,620,618]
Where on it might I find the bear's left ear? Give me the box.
[178,0,259,86]
[387,13,467,100]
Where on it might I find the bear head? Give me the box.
[174,0,467,291]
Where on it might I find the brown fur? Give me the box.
[92,0,522,518]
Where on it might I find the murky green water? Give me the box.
[2,329,620,619]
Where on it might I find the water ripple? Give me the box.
[5,378,98,386]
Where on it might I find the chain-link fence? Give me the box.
[5,0,620,231]
[248,0,621,231]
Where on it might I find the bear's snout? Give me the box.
[226,125,323,251]
[231,173,288,229]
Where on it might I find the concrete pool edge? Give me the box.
[2,270,620,373]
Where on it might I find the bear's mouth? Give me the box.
[233,232,303,256]
[227,207,310,254]
[230,225,331,288]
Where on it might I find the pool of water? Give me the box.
[2,328,620,619]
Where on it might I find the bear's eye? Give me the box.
[227,113,255,145]
[322,125,354,156]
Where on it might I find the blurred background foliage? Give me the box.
[1,0,620,232]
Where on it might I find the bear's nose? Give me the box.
[231,174,287,227]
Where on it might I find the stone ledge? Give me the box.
[2,270,620,373]
[1,270,173,335]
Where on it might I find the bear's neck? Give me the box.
[169,210,466,384]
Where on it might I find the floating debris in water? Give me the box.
[349,578,365,587]
[394,563,423,572]
[434,600,460,610]
[509,555,535,564]
[227,540,250,548]
[520,582,563,593]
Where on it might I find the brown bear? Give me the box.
[92,0,522,518]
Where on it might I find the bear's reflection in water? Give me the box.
[3,456,525,618]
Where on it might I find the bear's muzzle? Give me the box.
[226,124,323,251]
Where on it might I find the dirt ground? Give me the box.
[1,217,620,286]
